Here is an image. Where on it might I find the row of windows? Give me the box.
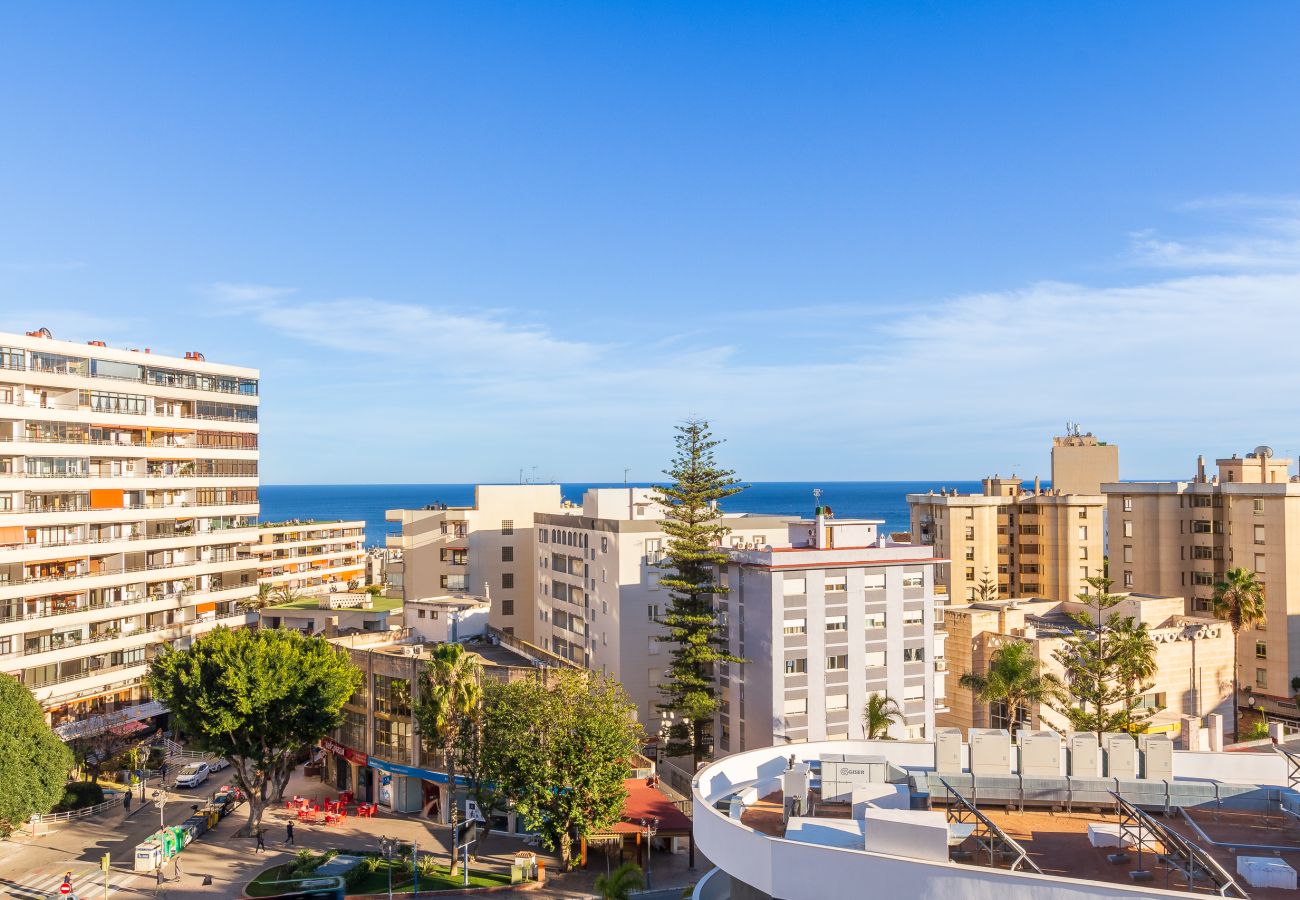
[783,647,925,674]
[782,573,923,595]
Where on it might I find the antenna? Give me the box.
[1255,445,1274,459]
[812,487,822,513]
[624,468,631,484]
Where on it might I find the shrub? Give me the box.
[1243,720,1271,741]
[53,781,105,812]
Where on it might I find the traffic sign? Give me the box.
[59,882,71,895]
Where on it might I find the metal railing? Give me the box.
[0,523,255,553]
[32,794,122,825]
[938,777,1042,874]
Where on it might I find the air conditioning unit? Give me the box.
[968,728,1011,775]
[935,728,963,774]
[1104,733,1138,779]
[1068,732,1101,777]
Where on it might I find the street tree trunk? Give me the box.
[447,743,461,876]
[1232,631,1241,741]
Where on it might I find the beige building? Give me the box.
[940,592,1234,736]
[534,487,795,726]
[252,519,367,595]
[908,475,1104,604]
[1051,430,1119,495]
[0,329,260,739]
[386,485,572,643]
[1104,448,1300,722]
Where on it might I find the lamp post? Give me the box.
[640,817,659,889]
[152,790,167,830]
[380,836,395,900]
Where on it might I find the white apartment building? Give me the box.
[0,329,260,739]
[535,487,796,727]
[386,485,571,644]
[252,519,367,595]
[719,512,946,752]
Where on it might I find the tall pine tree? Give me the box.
[654,420,744,768]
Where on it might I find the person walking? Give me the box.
[123,791,132,813]
[173,857,182,881]
[255,828,266,853]
[285,820,295,846]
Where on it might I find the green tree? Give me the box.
[0,673,72,835]
[974,568,999,603]
[454,688,503,861]
[69,728,140,785]
[272,584,305,606]
[414,643,482,874]
[1212,567,1267,739]
[240,582,275,613]
[959,640,1064,736]
[654,420,744,766]
[595,863,643,900]
[1048,576,1156,740]
[147,626,361,835]
[1113,619,1159,734]
[486,671,642,869]
[862,693,901,739]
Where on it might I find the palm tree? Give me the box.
[959,640,1064,736]
[414,643,482,874]
[862,692,902,739]
[595,863,643,900]
[1112,618,1159,736]
[273,584,305,606]
[1212,567,1267,739]
[239,582,275,613]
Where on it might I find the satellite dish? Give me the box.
[1255,445,1275,458]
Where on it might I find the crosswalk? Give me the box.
[5,861,141,900]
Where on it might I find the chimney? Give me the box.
[1033,475,1041,494]
[1197,455,1206,483]
[814,506,828,549]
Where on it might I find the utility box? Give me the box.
[134,841,162,873]
[782,765,810,812]
[1139,734,1174,781]
[935,728,963,774]
[1068,733,1101,777]
[1019,730,1064,777]
[1104,733,1138,779]
[820,755,888,802]
[969,729,1012,775]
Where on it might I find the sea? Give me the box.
[259,481,988,548]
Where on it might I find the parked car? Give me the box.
[208,757,230,772]
[175,762,210,789]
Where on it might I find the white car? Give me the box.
[175,762,210,789]
[209,757,230,772]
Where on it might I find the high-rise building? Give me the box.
[1103,447,1299,723]
[386,485,570,643]
[534,487,795,726]
[252,519,367,596]
[1051,429,1119,495]
[0,329,260,739]
[718,511,946,751]
[908,475,1104,604]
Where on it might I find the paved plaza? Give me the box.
[0,767,704,900]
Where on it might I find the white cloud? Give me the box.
[1127,196,1300,271]
[200,282,300,303]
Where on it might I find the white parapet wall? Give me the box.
[693,739,1289,900]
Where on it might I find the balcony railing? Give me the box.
[0,583,253,626]
[0,498,258,515]
[0,522,255,553]
[8,554,252,588]
[23,361,258,396]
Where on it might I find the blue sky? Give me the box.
[2,3,1300,483]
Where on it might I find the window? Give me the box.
[1123,496,1133,512]
[903,647,924,662]
[826,693,848,710]
[1192,572,1214,587]
[1123,571,1134,587]
[825,654,848,671]
[645,538,663,564]
[964,527,975,540]
[1123,521,1133,538]
[902,574,923,588]
[1257,641,1268,659]
[965,567,975,580]
[501,573,514,589]
[784,618,807,635]
[1192,520,1214,534]
[372,674,412,717]
[501,520,514,535]
[783,697,807,715]
[1254,498,1265,514]
[1078,509,1088,519]
[539,529,547,543]
[417,609,426,619]
[825,615,846,632]
[863,572,886,590]
[783,577,807,596]
[784,658,808,675]
[501,546,514,562]
[1078,525,1088,540]
[865,611,886,629]
[1257,668,1268,688]
[903,683,925,701]
[825,575,847,593]
[902,608,923,626]
[965,547,975,561]
[647,604,659,621]
[1123,545,1133,563]
[600,536,608,552]
[1255,525,1266,545]
[1193,598,1212,613]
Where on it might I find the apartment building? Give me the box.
[0,329,260,738]
[534,487,795,726]
[252,519,367,596]
[718,511,946,752]
[1051,429,1119,495]
[1104,448,1300,722]
[386,485,570,644]
[908,475,1104,604]
[940,592,1234,736]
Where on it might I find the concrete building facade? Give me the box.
[0,329,260,738]
[535,487,795,727]
[719,513,946,752]
[908,476,1104,604]
[1104,448,1300,722]
[252,520,367,595]
[940,592,1235,736]
[386,485,571,643]
[1051,430,1119,496]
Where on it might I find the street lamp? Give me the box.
[640,817,659,889]
[380,836,395,900]
[152,789,168,830]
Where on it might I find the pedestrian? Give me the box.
[286,820,295,846]
[173,857,182,881]
[256,828,266,853]
[156,866,163,889]
[124,792,132,813]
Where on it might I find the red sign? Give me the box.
[60,883,71,895]
[320,738,367,767]
[320,738,346,758]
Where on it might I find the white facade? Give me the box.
[536,488,797,726]
[252,520,367,594]
[405,595,490,643]
[720,515,946,752]
[0,329,260,735]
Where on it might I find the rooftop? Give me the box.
[269,594,403,611]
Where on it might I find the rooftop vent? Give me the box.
[86,340,106,347]
[25,327,52,339]
[184,351,206,361]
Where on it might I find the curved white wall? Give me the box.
[692,740,1269,900]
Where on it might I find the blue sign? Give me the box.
[381,774,392,786]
